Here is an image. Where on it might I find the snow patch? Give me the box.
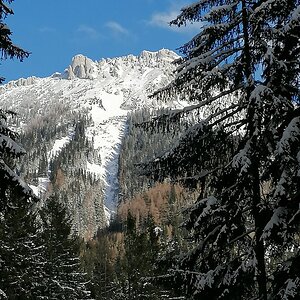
[276,117,300,155]
[232,140,251,174]
[29,177,50,198]
[48,136,72,161]
[263,207,287,238]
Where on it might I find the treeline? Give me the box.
[119,108,195,201]
[49,119,105,239]
[0,193,92,299]
[0,107,92,299]
[19,111,90,181]
[81,182,195,299]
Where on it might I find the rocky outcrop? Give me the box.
[65,54,97,80]
[4,76,37,89]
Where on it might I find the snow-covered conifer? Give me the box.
[0,2,41,298]
[0,0,32,208]
[39,195,92,299]
[145,0,300,299]
[0,0,29,83]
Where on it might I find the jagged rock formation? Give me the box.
[0,49,185,239]
[1,76,37,89]
[65,54,97,80]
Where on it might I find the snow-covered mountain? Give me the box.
[0,49,184,239]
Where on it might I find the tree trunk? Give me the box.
[241,0,268,299]
[252,156,268,300]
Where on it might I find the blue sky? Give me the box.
[1,0,199,82]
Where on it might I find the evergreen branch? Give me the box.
[190,34,244,59]
[228,228,255,244]
[149,84,243,124]
[205,103,241,126]
[0,1,14,17]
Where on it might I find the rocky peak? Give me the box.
[65,54,97,80]
[139,49,179,61]
[3,76,37,89]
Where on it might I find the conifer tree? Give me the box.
[0,0,29,83]
[115,212,167,300]
[0,1,38,298]
[0,0,31,208]
[0,0,31,214]
[39,195,92,299]
[144,0,300,299]
[81,234,117,300]
[0,195,43,299]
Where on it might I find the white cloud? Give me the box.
[148,5,200,34]
[105,21,129,35]
[149,10,178,29]
[77,25,101,40]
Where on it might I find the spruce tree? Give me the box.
[0,195,43,299]
[0,0,31,208]
[115,212,167,300]
[81,233,117,300]
[144,0,300,299]
[39,195,92,299]
[0,1,38,298]
[0,0,29,83]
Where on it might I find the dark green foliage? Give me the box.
[119,108,186,201]
[0,109,35,210]
[97,213,159,300]
[0,0,33,209]
[143,0,300,299]
[47,118,105,237]
[0,109,40,300]
[0,3,39,298]
[0,191,42,299]
[39,195,92,299]
[0,0,30,82]
[19,112,90,181]
[82,202,186,300]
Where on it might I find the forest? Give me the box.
[0,0,300,299]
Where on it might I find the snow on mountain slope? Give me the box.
[0,49,181,238]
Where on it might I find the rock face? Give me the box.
[65,54,97,80]
[0,49,183,239]
[2,76,37,89]
[139,49,179,66]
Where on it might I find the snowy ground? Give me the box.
[29,177,50,199]
[86,91,128,213]
[29,129,74,199]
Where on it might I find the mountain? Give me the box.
[0,49,185,239]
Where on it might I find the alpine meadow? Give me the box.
[0,0,299,299]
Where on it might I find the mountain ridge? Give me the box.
[0,49,183,239]
[1,49,180,87]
